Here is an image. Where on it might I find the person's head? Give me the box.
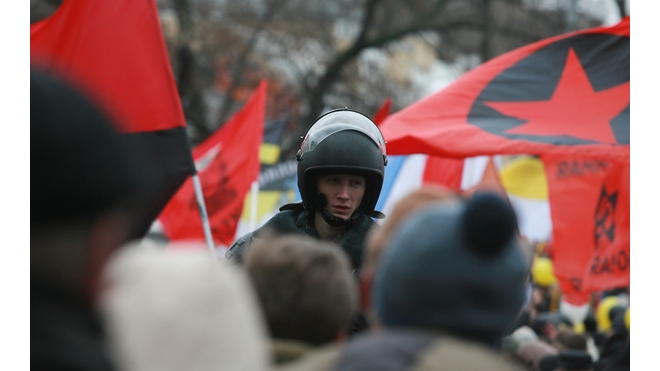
[31,69,141,303]
[360,185,461,322]
[372,191,529,348]
[595,295,627,334]
[296,108,387,225]
[243,234,359,346]
[554,328,588,352]
[99,243,271,371]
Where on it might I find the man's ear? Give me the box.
[83,209,131,304]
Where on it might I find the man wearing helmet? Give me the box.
[226,108,387,273]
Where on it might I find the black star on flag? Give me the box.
[380,17,629,162]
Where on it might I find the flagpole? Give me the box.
[191,173,217,258]
[249,180,259,231]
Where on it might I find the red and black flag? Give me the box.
[31,0,195,239]
[379,17,629,162]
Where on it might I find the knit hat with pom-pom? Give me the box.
[372,191,528,347]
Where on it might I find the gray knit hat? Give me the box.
[373,191,528,347]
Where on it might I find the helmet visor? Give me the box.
[300,111,387,158]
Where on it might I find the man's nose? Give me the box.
[337,182,350,198]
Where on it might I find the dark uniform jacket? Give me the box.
[226,204,377,272]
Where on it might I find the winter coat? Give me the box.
[271,339,314,365]
[278,329,527,371]
[31,283,115,371]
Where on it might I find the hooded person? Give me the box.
[226,108,388,273]
[279,192,530,371]
[31,69,143,371]
[593,302,629,371]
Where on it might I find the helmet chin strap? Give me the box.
[316,193,360,227]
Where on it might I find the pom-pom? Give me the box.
[462,192,517,256]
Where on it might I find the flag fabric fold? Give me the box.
[379,17,629,162]
[159,81,268,247]
[543,156,630,304]
[30,0,194,239]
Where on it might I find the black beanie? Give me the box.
[373,192,528,347]
[31,70,139,227]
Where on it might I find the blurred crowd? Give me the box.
[31,69,629,371]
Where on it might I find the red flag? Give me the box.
[373,98,392,126]
[159,81,268,247]
[422,155,465,191]
[379,17,629,162]
[30,0,185,133]
[30,0,194,239]
[543,157,629,304]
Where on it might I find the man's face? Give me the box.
[316,173,366,220]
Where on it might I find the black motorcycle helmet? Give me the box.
[296,108,387,218]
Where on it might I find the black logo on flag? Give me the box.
[594,185,618,250]
[190,161,237,216]
[569,277,582,292]
[467,34,629,145]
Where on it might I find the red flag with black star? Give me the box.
[378,17,630,301]
[159,81,267,247]
[543,157,629,305]
[379,17,629,162]
[30,0,194,240]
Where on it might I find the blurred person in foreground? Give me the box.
[98,243,272,371]
[243,234,359,364]
[279,192,529,371]
[359,185,461,330]
[226,108,388,274]
[537,350,595,371]
[31,69,142,371]
[593,297,629,371]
